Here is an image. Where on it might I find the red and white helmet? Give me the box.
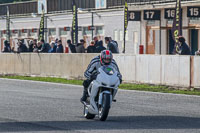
[100,50,113,65]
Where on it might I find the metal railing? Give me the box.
[47,0,95,13]
[0,0,95,16]
[107,0,198,7]
[0,1,37,16]
[132,0,197,4]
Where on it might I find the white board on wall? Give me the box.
[96,0,107,9]
[38,0,47,14]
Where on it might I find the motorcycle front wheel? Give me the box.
[98,93,111,121]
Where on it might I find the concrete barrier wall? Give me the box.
[135,55,162,84]
[161,55,190,87]
[0,53,195,88]
[192,56,200,88]
[114,54,136,81]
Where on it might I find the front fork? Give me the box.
[98,91,112,107]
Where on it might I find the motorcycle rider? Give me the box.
[80,50,122,102]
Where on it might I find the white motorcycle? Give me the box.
[82,65,120,121]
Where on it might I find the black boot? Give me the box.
[80,89,88,103]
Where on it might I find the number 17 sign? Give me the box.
[144,10,160,20]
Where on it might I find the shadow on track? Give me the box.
[0,116,200,132]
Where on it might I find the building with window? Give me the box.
[0,0,199,54]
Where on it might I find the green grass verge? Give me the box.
[120,83,200,96]
[0,75,200,96]
[0,75,83,85]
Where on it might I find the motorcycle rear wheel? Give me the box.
[98,93,110,121]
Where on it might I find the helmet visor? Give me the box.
[103,58,111,65]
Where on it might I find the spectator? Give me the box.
[48,41,56,53]
[56,40,64,53]
[55,38,58,44]
[80,39,86,47]
[175,36,191,55]
[37,41,42,50]
[32,39,37,49]
[2,40,11,53]
[54,38,58,47]
[96,40,106,53]
[28,40,35,52]
[15,39,28,53]
[38,39,50,53]
[195,49,200,55]
[76,39,85,53]
[93,36,99,48]
[82,39,87,49]
[32,41,40,53]
[67,39,76,53]
[105,37,119,53]
[87,40,96,53]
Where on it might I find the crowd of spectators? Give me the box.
[2,36,119,54]
[2,39,53,53]
[3,35,200,55]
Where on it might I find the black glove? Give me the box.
[90,73,98,80]
[119,78,122,84]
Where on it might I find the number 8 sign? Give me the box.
[128,11,141,21]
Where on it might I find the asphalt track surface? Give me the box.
[0,78,200,133]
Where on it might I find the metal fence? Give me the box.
[0,0,198,16]
[0,1,37,16]
[107,0,198,6]
[47,0,95,13]
[0,0,96,16]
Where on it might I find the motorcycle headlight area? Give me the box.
[101,82,115,87]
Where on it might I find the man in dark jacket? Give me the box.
[28,42,34,52]
[93,36,99,48]
[67,39,76,53]
[38,39,50,53]
[56,40,64,53]
[174,36,191,55]
[87,40,96,53]
[48,41,56,53]
[76,39,85,53]
[105,37,119,53]
[96,40,106,53]
[31,39,38,52]
[16,39,28,53]
[2,40,11,53]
